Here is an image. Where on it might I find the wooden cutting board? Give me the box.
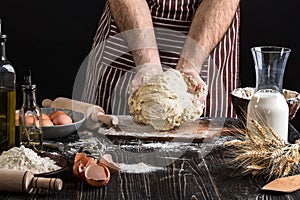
[98,115,243,142]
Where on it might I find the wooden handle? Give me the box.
[86,109,119,129]
[96,113,119,127]
[32,177,63,191]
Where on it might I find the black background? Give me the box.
[1,0,300,130]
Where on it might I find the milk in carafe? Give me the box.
[247,90,289,140]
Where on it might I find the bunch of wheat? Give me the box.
[224,119,300,179]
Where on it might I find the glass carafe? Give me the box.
[246,46,290,141]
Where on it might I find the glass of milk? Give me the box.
[246,46,291,141]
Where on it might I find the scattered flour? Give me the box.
[0,145,61,174]
[120,162,164,173]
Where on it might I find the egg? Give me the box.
[41,113,50,120]
[85,164,110,187]
[15,112,20,126]
[42,119,54,126]
[49,110,66,121]
[24,115,36,126]
[52,114,73,125]
[15,112,42,126]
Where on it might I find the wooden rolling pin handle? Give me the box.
[32,177,63,191]
[87,108,119,127]
[96,113,119,127]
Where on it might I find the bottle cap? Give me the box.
[24,69,32,85]
[0,19,7,40]
[22,69,36,90]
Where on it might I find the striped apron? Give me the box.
[81,0,240,117]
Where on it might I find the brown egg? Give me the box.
[52,114,73,125]
[49,110,66,121]
[85,164,110,187]
[41,113,50,120]
[15,112,42,127]
[15,112,20,126]
[25,115,36,126]
[42,119,54,126]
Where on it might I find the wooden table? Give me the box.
[1,117,300,200]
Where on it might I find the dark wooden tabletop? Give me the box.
[1,117,300,200]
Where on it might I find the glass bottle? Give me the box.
[246,46,290,141]
[0,20,16,152]
[19,70,43,151]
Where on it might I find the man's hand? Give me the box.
[128,63,163,95]
[176,61,208,105]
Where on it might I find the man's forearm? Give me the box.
[108,0,152,30]
[108,0,160,66]
[179,0,240,70]
[190,0,239,52]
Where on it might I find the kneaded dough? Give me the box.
[128,69,205,131]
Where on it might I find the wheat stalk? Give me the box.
[224,119,300,179]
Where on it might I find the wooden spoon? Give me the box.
[262,174,300,193]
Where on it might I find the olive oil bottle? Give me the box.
[19,70,43,151]
[0,19,16,152]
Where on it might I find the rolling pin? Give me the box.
[42,97,119,129]
[0,169,63,193]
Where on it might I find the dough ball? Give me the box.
[128,69,204,131]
